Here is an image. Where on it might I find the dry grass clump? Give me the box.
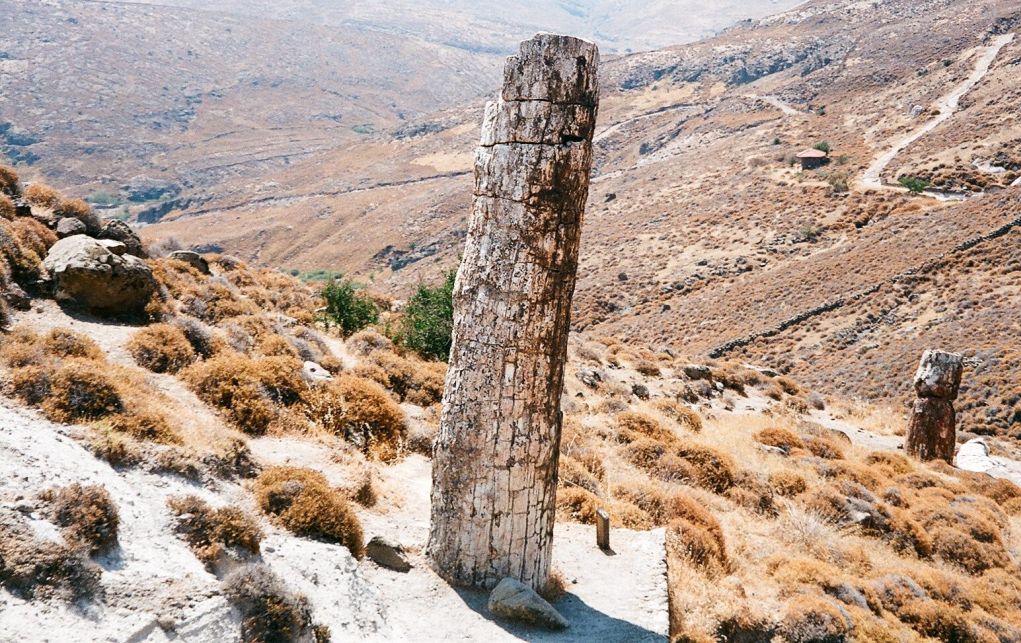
[617,410,677,444]
[168,496,262,571]
[803,435,845,460]
[0,508,101,601]
[651,398,702,432]
[254,466,364,558]
[366,349,446,406]
[770,470,808,497]
[0,193,15,221]
[624,437,736,493]
[128,323,197,373]
[40,484,119,556]
[182,353,302,435]
[0,165,19,196]
[347,329,393,355]
[634,359,662,376]
[559,455,603,494]
[305,374,407,462]
[42,359,123,422]
[779,594,854,643]
[23,183,60,208]
[223,564,314,643]
[864,451,914,475]
[43,328,103,360]
[754,427,804,451]
[665,492,728,575]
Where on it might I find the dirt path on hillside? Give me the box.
[859,33,1015,193]
[748,94,800,116]
[594,103,699,144]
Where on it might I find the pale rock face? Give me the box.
[301,360,333,385]
[428,34,599,591]
[42,234,156,316]
[912,349,963,400]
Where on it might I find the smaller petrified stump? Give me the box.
[904,350,963,463]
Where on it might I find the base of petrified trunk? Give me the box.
[904,398,956,463]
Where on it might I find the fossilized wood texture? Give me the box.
[905,398,957,463]
[905,350,963,463]
[912,349,963,400]
[428,34,599,591]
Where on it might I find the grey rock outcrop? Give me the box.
[42,235,156,316]
[487,577,568,630]
[98,219,147,258]
[168,250,210,274]
[56,217,86,238]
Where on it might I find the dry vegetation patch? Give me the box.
[168,495,262,571]
[254,466,364,559]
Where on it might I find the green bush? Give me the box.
[898,175,930,193]
[813,141,831,154]
[398,270,454,361]
[319,278,378,337]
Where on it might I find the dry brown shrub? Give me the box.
[651,398,702,432]
[347,329,393,355]
[41,359,123,422]
[896,599,978,642]
[254,466,364,558]
[43,328,103,360]
[665,493,728,575]
[305,375,407,462]
[539,568,568,603]
[770,470,808,497]
[107,408,181,444]
[318,355,344,374]
[23,183,60,208]
[0,508,101,601]
[182,353,280,435]
[560,455,602,495]
[8,364,53,405]
[754,427,804,451]
[775,376,803,396]
[84,430,143,468]
[779,595,853,643]
[167,495,262,570]
[0,166,19,196]
[368,350,445,406]
[223,564,313,643]
[969,568,1021,620]
[1003,497,1021,516]
[729,470,777,515]
[128,323,196,373]
[0,194,14,220]
[256,333,299,358]
[556,486,602,524]
[804,436,845,460]
[0,327,44,367]
[616,410,676,444]
[864,451,914,475]
[40,484,119,556]
[634,359,661,376]
[930,527,1009,574]
[674,440,736,493]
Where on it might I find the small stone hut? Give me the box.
[796,148,828,170]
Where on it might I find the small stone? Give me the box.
[487,577,568,630]
[631,383,650,400]
[301,361,333,385]
[168,250,210,274]
[56,217,86,238]
[365,536,411,573]
[683,364,713,381]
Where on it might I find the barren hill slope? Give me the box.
[147,0,1021,437]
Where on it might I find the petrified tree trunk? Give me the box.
[428,34,599,591]
[904,350,963,463]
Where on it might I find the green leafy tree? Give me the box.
[813,141,832,154]
[320,278,379,337]
[399,270,455,361]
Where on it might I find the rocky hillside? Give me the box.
[2,174,1021,642]
[144,0,1021,438]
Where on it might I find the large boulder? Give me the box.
[913,350,963,400]
[98,219,147,258]
[42,235,156,316]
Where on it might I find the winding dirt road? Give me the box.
[859,33,1015,192]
